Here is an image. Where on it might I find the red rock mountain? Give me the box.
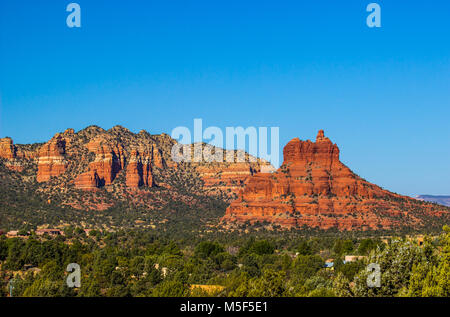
[222,130,449,231]
[0,126,270,212]
[1,127,448,232]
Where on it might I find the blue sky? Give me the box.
[0,0,449,196]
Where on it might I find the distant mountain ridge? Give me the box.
[416,195,450,207]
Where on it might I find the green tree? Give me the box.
[332,272,353,297]
[246,269,286,297]
[407,226,450,296]
[152,280,188,297]
[292,255,324,280]
[194,241,224,258]
[336,261,365,281]
[333,239,354,256]
[357,239,378,255]
[353,239,422,296]
[297,241,312,255]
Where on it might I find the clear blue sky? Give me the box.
[0,0,449,197]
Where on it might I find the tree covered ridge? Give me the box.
[0,226,449,297]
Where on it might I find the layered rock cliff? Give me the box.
[36,135,68,182]
[74,135,125,189]
[0,126,270,211]
[222,130,449,231]
[125,148,154,188]
[0,137,38,171]
[0,137,15,160]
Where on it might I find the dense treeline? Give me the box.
[0,226,449,297]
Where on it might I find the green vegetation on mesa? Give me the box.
[1,226,449,297]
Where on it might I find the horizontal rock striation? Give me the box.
[36,135,67,182]
[0,137,15,160]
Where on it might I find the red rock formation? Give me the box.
[74,170,100,190]
[222,130,448,231]
[75,137,157,190]
[74,136,124,188]
[36,135,67,182]
[126,148,154,188]
[2,126,448,226]
[196,163,264,196]
[152,146,165,169]
[0,137,15,159]
[0,137,24,171]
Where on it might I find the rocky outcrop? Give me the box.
[24,125,269,195]
[222,130,449,231]
[125,148,154,188]
[0,138,15,160]
[152,146,165,169]
[74,136,125,189]
[74,170,100,190]
[0,137,24,171]
[87,137,125,186]
[196,162,267,196]
[74,136,159,190]
[36,135,67,182]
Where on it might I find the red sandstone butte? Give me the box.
[0,137,25,172]
[36,135,67,182]
[222,130,448,231]
[125,148,154,188]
